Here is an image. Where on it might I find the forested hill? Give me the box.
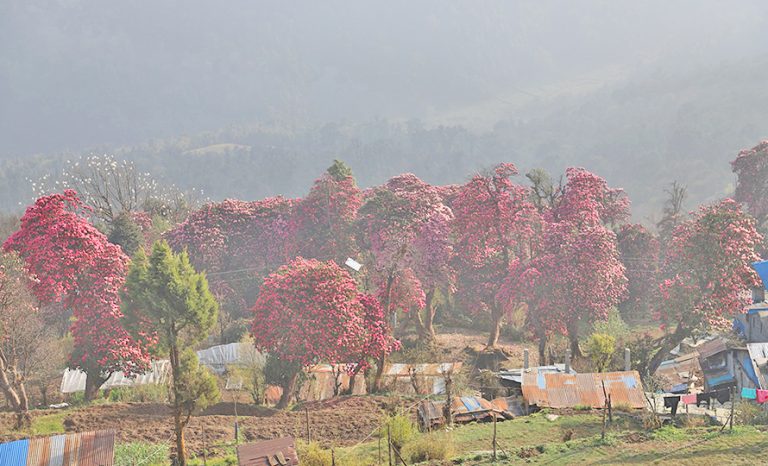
[2,55,767,221]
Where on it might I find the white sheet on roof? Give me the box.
[60,342,264,393]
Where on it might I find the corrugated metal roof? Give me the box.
[654,352,702,392]
[0,430,115,466]
[380,362,462,395]
[62,343,265,393]
[697,338,730,360]
[498,364,576,384]
[0,439,29,465]
[522,370,645,409]
[299,365,366,401]
[383,362,462,377]
[236,437,298,466]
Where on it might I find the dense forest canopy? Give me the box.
[1,1,768,220]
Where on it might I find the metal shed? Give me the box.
[522,370,645,409]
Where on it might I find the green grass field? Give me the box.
[329,411,768,465]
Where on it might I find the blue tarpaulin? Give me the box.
[0,439,28,465]
[752,260,768,289]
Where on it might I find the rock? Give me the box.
[545,414,559,422]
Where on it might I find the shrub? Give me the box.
[114,442,169,466]
[613,402,633,413]
[585,333,616,372]
[401,432,454,463]
[736,400,768,425]
[378,413,418,449]
[108,384,169,403]
[591,308,630,342]
[296,441,359,466]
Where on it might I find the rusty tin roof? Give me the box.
[522,370,645,409]
[236,437,299,466]
[0,430,116,466]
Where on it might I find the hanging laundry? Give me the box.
[681,394,696,405]
[715,388,731,405]
[664,395,680,416]
[757,389,768,403]
[696,392,712,409]
[742,387,757,400]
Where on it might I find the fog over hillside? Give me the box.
[2,0,768,219]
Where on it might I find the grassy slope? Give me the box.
[333,412,768,465]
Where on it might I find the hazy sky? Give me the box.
[2,0,767,156]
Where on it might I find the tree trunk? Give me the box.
[0,367,30,429]
[174,409,187,466]
[566,320,582,358]
[538,333,548,366]
[487,305,503,347]
[84,370,107,403]
[423,289,437,345]
[373,354,386,393]
[170,343,188,466]
[277,370,300,410]
[648,322,688,375]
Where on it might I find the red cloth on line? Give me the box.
[757,389,768,403]
[681,394,697,405]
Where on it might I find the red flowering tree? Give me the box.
[290,160,363,263]
[616,224,660,320]
[167,196,296,342]
[501,168,627,359]
[3,191,150,400]
[452,163,540,347]
[357,174,448,335]
[251,258,397,408]
[649,199,763,372]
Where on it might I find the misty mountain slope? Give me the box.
[2,0,767,156]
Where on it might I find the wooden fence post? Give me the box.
[492,413,497,462]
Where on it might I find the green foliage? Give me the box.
[585,333,616,372]
[401,431,455,463]
[651,425,687,442]
[176,349,220,415]
[123,241,218,351]
[591,308,630,342]
[296,441,359,466]
[114,442,170,466]
[108,384,169,403]
[378,413,418,449]
[108,211,143,256]
[326,159,354,182]
[736,401,768,425]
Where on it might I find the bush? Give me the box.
[108,384,169,403]
[378,413,418,449]
[296,441,359,466]
[401,432,454,463]
[114,442,169,466]
[736,400,768,425]
[585,333,616,372]
[592,308,630,342]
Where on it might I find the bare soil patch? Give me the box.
[0,396,407,457]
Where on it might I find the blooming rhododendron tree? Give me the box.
[500,167,627,359]
[649,199,762,372]
[3,190,149,400]
[167,196,296,342]
[251,258,397,408]
[290,161,363,263]
[453,163,540,347]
